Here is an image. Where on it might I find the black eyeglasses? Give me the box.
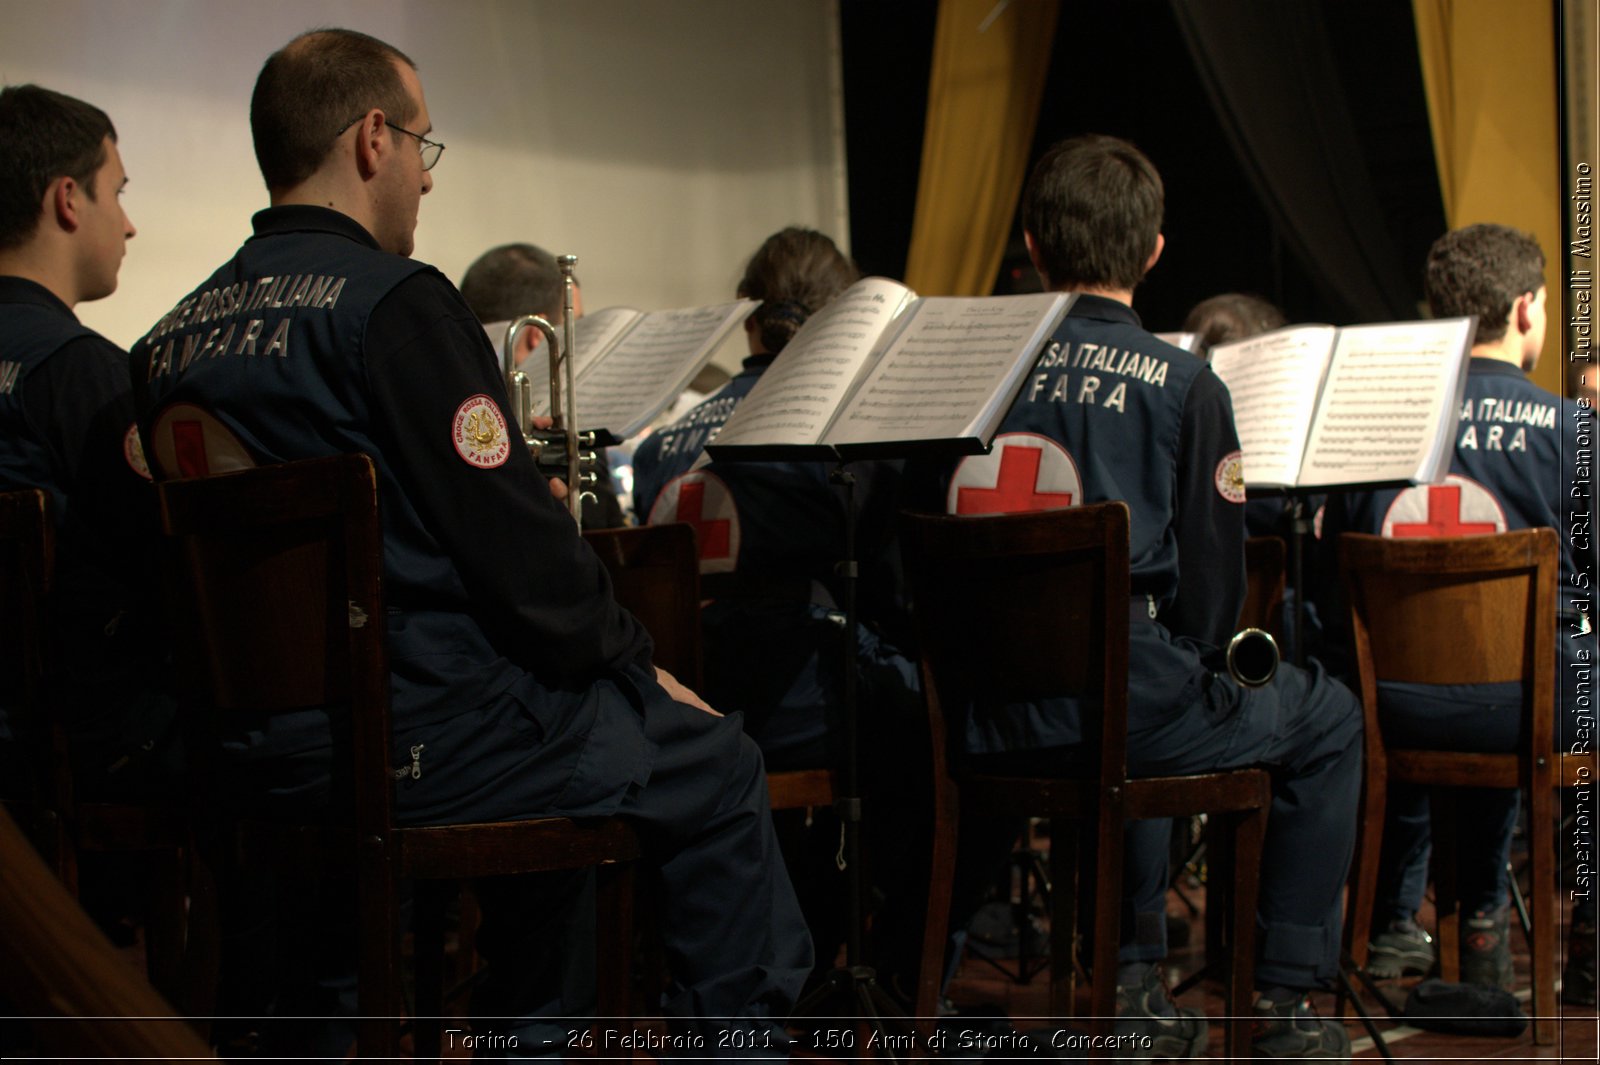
[333,115,445,171]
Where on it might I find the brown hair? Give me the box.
[1022,134,1163,292]
[1424,224,1546,345]
[0,85,115,250]
[737,227,859,353]
[1183,293,1287,353]
[250,28,418,193]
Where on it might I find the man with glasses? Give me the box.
[130,27,809,1057]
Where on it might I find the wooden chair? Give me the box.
[158,454,640,1061]
[900,503,1271,1057]
[0,487,197,1012]
[0,489,61,869]
[590,523,839,812]
[0,805,214,1060]
[1339,528,1590,1045]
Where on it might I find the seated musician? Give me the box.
[0,85,178,800]
[908,134,1363,1058]
[459,241,627,529]
[1320,224,1595,1004]
[127,28,810,1054]
[631,227,922,983]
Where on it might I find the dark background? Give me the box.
[840,0,1446,332]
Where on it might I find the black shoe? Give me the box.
[1461,908,1515,991]
[1113,964,1207,1060]
[1563,919,1597,1007]
[1250,992,1352,1060]
[1365,918,1435,979]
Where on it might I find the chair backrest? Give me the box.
[1339,529,1558,757]
[584,523,702,688]
[0,489,58,814]
[899,501,1131,783]
[1239,535,1286,636]
[157,454,393,835]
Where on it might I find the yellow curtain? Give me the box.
[1413,0,1562,393]
[903,0,1060,296]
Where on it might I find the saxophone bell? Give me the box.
[1226,626,1279,688]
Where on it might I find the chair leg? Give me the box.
[1048,822,1077,1018]
[1530,783,1556,1045]
[358,865,402,1059]
[595,859,635,1024]
[413,879,451,1064]
[1087,812,1122,1056]
[1343,761,1386,974]
[914,791,961,1046]
[1226,807,1265,1062]
[1432,791,1460,984]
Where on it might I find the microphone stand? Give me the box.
[790,463,913,1060]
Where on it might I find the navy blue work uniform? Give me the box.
[129,206,811,1049]
[633,352,918,770]
[913,295,1363,989]
[1322,357,1597,925]
[0,276,174,798]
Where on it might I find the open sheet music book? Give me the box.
[489,300,755,441]
[704,278,1076,461]
[1208,317,1475,491]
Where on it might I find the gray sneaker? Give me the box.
[1250,993,1352,1060]
[1461,908,1514,991]
[1113,964,1208,1060]
[1366,918,1435,979]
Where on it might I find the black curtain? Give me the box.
[1170,0,1421,323]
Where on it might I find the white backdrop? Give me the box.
[0,0,849,370]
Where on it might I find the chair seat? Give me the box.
[963,768,1271,821]
[766,768,836,810]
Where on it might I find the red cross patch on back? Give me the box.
[1381,474,1507,538]
[648,471,740,574]
[947,433,1082,515]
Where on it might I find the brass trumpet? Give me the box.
[501,254,597,522]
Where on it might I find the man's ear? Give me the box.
[1513,290,1536,335]
[1144,233,1166,275]
[1023,230,1049,288]
[353,111,387,178]
[51,176,80,233]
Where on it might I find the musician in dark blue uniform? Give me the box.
[912,135,1361,1058]
[1322,224,1597,1002]
[632,228,919,985]
[129,30,809,1054]
[0,85,175,800]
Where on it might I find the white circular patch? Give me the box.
[123,423,152,481]
[1381,474,1507,538]
[150,403,256,479]
[947,432,1081,515]
[1215,450,1247,504]
[452,394,511,469]
[648,471,740,574]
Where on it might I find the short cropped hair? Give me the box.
[251,28,417,193]
[1183,293,1287,353]
[1022,134,1163,293]
[0,85,116,250]
[460,243,566,323]
[1424,224,1546,345]
[737,227,859,354]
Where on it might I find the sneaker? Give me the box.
[1461,908,1515,991]
[1250,991,1352,1060]
[1563,918,1597,1007]
[1365,918,1435,979]
[1113,964,1208,1060]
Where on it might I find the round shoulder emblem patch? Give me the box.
[123,423,152,481]
[1215,450,1247,504]
[452,394,511,469]
[947,432,1080,515]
